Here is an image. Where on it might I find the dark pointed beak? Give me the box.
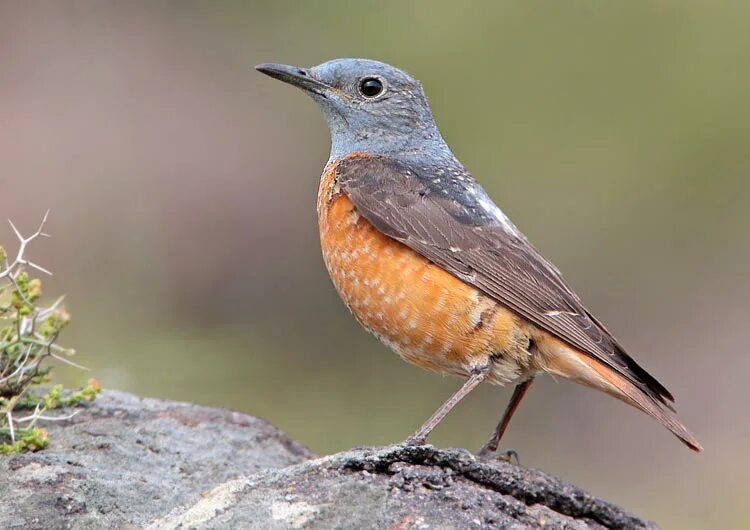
[255,63,330,97]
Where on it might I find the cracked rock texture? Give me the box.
[0,390,656,529]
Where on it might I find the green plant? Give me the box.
[0,212,100,453]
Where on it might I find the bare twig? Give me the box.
[5,411,15,443]
[0,344,34,384]
[14,409,80,425]
[48,352,89,371]
[0,210,51,281]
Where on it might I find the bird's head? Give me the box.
[256,58,446,160]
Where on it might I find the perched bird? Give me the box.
[256,58,702,453]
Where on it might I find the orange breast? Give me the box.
[317,155,534,383]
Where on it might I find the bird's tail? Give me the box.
[546,345,703,452]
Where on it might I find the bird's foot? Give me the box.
[402,434,428,447]
[476,446,520,465]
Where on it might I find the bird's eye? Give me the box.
[358,77,384,98]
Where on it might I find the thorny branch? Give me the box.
[0,210,52,282]
[0,212,90,448]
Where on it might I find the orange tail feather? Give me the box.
[547,347,703,452]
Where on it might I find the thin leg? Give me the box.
[404,364,491,446]
[479,377,535,454]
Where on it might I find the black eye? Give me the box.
[358,77,384,98]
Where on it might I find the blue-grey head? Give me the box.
[256,58,451,162]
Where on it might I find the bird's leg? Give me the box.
[478,377,535,457]
[403,363,492,446]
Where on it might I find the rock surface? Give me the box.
[0,390,656,529]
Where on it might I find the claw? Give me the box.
[476,447,520,465]
[498,449,520,465]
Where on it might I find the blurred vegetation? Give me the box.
[0,215,100,453]
[2,1,748,527]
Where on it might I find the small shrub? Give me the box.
[0,212,100,453]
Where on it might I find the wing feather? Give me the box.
[335,154,674,407]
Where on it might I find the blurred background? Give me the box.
[2,1,748,527]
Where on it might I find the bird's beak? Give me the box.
[255,63,331,97]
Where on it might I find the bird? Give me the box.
[256,58,702,454]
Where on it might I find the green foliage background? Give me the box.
[2,2,748,527]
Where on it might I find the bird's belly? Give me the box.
[317,164,532,383]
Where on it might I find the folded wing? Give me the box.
[336,154,675,410]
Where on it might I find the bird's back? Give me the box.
[317,152,701,451]
[317,154,540,384]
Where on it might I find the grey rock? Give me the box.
[0,390,312,530]
[0,390,656,530]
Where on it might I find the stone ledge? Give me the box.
[0,390,656,530]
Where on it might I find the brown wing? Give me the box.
[336,154,674,408]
